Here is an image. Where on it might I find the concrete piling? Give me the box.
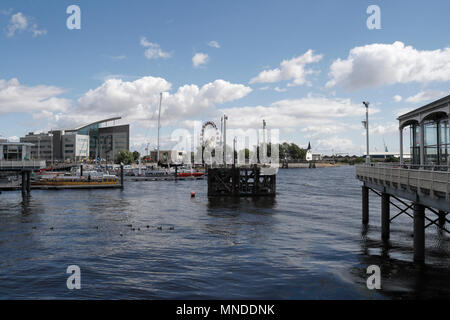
[381,192,390,241]
[438,210,446,227]
[413,203,425,263]
[362,185,369,224]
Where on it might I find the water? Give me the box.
[0,166,448,299]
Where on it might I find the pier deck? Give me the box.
[356,163,449,263]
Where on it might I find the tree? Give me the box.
[287,143,306,160]
[132,151,140,161]
[116,150,134,165]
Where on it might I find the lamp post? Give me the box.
[362,101,370,164]
[223,114,228,166]
[233,136,237,166]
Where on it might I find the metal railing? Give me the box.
[0,160,46,170]
[356,163,450,200]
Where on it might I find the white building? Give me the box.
[62,133,89,162]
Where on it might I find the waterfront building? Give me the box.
[20,132,54,161]
[65,117,129,162]
[150,150,186,164]
[61,134,89,162]
[398,95,450,165]
[0,141,33,161]
[19,117,129,163]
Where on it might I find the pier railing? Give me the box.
[356,163,450,200]
[0,160,46,171]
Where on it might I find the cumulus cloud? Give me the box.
[56,77,252,128]
[208,41,220,48]
[219,95,378,131]
[192,53,209,67]
[250,50,323,86]
[0,78,70,115]
[405,90,449,104]
[6,12,27,37]
[140,37,172,59]
[327,42,450,90]
[6,12,46,37]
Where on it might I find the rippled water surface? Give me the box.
[0,166,449,299]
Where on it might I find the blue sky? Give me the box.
[1,0,450,155]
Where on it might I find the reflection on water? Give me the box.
[0,166,448,299]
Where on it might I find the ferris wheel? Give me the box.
[200,121,220,148]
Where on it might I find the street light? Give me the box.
[362,101,370,164]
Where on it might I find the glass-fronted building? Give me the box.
[398,95,450,166]
[19,117,129,163]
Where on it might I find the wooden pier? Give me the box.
[207,165,276,197]
[356,163,449,263]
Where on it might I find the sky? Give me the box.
[1,0,450,155]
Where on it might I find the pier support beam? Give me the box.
[381,192,390,241]
[26,171,31,193]
[21,171,26,195]
[413,203,425,263]
[362,185,369,224]
[120,164,124,189]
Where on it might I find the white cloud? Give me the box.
[393,95,402,102]
[0,78,70,115]
[6,12,27,37]
[250,50,323,86]
[316,136,355,153]
[274,87,287,92]
[327,42,450,90]
[405,90,449,104]
[30,24,46,37]
[219,95,378,131]
[6,12,46,37]
[208,41,220,48]
[53,77,252,129]
[368,122,398,135]
[192,53,209,67]
[140,37,171,59]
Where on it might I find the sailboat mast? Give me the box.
[157,92,162,164]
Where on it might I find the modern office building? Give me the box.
[0,141,33,161]
[398,95,450,165]
[61,134,90,162]
[20,132,54,161]
[19,117,129,163]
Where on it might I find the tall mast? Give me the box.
[157,92,162,164]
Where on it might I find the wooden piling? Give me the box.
[207,165,275,197]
